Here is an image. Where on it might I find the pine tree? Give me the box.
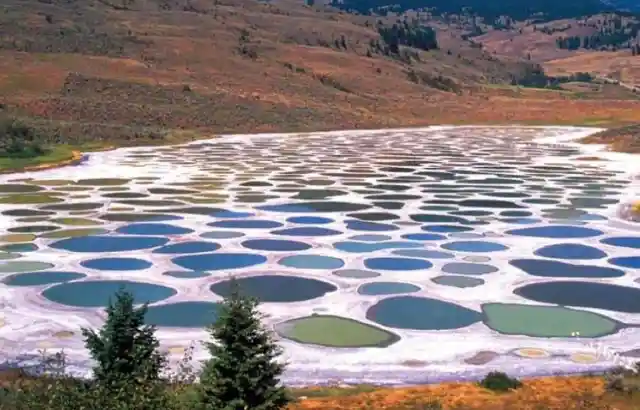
[82,289,165,388]
[199,279,289,410]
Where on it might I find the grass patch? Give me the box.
[0,145,77,171]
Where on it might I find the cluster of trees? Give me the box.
[329,0,613,24]
[556,17,640,51]
[511,65,594,88]
[374,20,438,55]
[0,282,290,410]
[0,117,48,158]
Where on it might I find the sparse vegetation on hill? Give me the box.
[1,0,640,170]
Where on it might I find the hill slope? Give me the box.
[0,0,639,154]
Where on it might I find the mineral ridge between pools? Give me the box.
[0,125,639,385]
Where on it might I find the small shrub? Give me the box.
[605,365,640,395]
[479,371,523,392]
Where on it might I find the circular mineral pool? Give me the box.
[366,296,482,330]
[208,220,283,229]
[514,281,640,313]
[80,257,152,271]
[242,239,311,252]
[348,234,393,242]
[431,275,485,288]
[144,302,221,327]
[276,315,399,348]
[345,220,399,232]
[357,281,421,295]
[286,216,334,225]
[332,269,381,279]
[364,257,432,271]
[601,237,640,250]
[481,303,620,338]
[506,226,603,239]
[391,249,455,259]
[608,256,640,269]
[421,225,475,233]
[271,227,342,236]
[200,231,245,239]
[152,241,221,254]
[50,236,169,253]
[534,243,607,260]
[510,259,624,278]
[162,270,210,279]
[210,275,337,302]
[116,223,194,236]
[42,280,177,307]
[3,271,86,286]
[441,263,498,275]
[441,241,508,253]
[333,241,422,253]
[172,253,267,271]
[401,233,447,241]
[278,255,345,270]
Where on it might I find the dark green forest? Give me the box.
[330,0,616,23]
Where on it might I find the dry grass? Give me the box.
[544,51,640,86]
[288,376,640,410]
[581,123,640,153]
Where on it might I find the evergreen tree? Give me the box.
[82,289,165,388]
[199,279,289,410]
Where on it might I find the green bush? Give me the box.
[0,117,48,158]
[478,371,523,392]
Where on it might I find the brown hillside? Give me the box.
[0,0,639,148]
[544,51,640,86]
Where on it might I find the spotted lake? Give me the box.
[0,126,639,385]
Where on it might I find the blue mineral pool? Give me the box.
[366,296,482,330]
[357,281,421,295]
[345,220,399,232]
[271,227,342,236]
[348,234,393,242]
[401,233,447,241]
[506,225,604,239]
[152,241,221,254]
[441,241,508,253]
[286,216,334,225]
[601,236,640,249]
[116,223,194,236]
[421,225,475,233]
[534,243,607,260]
[3,271,86,286]
[208,219,283,229]
[242,239,311,252]
[514,281,640,313]
[278,255,345,270]
[80,257,152,271]
[211,211,254,218]
[608,256,640,269]
[172,253,267,271]
[510,259,624,278]
[42,280,177,307]
[364,257,433,271]
[144,302,221,327]
[333,241,423,253]
[50,236,169,253]
[210,275,337,302]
